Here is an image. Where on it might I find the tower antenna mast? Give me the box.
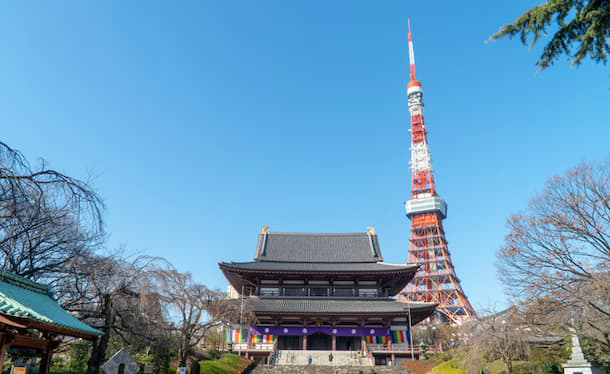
[408,19,416,82]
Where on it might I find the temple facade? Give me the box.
[219,227,436,365]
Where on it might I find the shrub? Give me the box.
[67,341,92,373]
[206,348,221,360]
[50,370,78,374]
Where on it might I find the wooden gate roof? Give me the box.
[0,271,101,340]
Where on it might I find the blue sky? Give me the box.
[1,1,607,310]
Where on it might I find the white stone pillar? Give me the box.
[562,332,601,374]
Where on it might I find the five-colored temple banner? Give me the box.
[391,329,408,344]
[226,327,409,344]
[225,327,247,343]
[365,336,389,344]
[251,335,275,344]
[250,326,398,337]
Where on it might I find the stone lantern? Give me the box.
[562,332,601,374]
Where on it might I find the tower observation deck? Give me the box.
[398,21,475,324]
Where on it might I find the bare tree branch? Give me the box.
[497,159,610,351]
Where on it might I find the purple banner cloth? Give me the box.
[250,326,393,337]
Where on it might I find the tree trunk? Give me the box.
[178,331,189,367]
[87,297,114,374]
[503,359,512,374]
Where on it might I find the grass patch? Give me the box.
[199,354,252,374]
[481,360,531,374]
[430,360,467,374]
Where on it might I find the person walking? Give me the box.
[307,354,312,365]
[328,352,333,364]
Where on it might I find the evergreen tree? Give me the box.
[490,0,609,69]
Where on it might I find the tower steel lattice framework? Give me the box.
[398,21,475,324]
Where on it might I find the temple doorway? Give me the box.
[277,336,301,350]
[308,333,331,350]
[336,336,361,351]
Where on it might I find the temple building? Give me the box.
[219,227,436,365]
[0,271,101,374]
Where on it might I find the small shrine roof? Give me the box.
[0,271,101,339]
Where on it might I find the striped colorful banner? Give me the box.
[251,335,275,344]
[225,327,247,343]
[391,329,408,344]
[365,335,389,344]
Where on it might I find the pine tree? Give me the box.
[490,0,609,70]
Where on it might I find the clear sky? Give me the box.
[1,1,608,310]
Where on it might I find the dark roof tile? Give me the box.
[221,261,416,272]
[246,297,435,315]
[255,232,382,263]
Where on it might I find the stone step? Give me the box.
[273,350,371,366]
[250,365,413,374]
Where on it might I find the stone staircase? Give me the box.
[250,366,413,374]
[273,350,372,366]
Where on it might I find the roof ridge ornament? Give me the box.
[367,227,378,258]
[257,225,270,258]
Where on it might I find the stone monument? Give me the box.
[562,331,601,374]
[101,348,139,374]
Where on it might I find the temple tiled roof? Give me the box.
[254,232,383,263]
[221,261,416,273]
[247,296,435,317]
[220,231,419,297]
[0,271,101,338]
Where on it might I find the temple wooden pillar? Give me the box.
[302,335,307,350]
[332,335,336,351]
[360,320,366,354]
[0,333,11,371]
[39,343,53,374]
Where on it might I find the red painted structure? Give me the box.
[398,21,475,324]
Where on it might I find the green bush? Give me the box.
[67,341,92,373]
[538,361,562,374]
[50,370,79,374]
[206,348,221,360]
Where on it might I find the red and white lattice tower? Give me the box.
[398,20,475,324]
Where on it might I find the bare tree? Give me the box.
[497,159,609,350]
[154,270,238,367]
[467,308,530,374]
[57,254,167,374]
[0,142,104,281]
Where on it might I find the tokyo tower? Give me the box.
[398,21,475,323]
